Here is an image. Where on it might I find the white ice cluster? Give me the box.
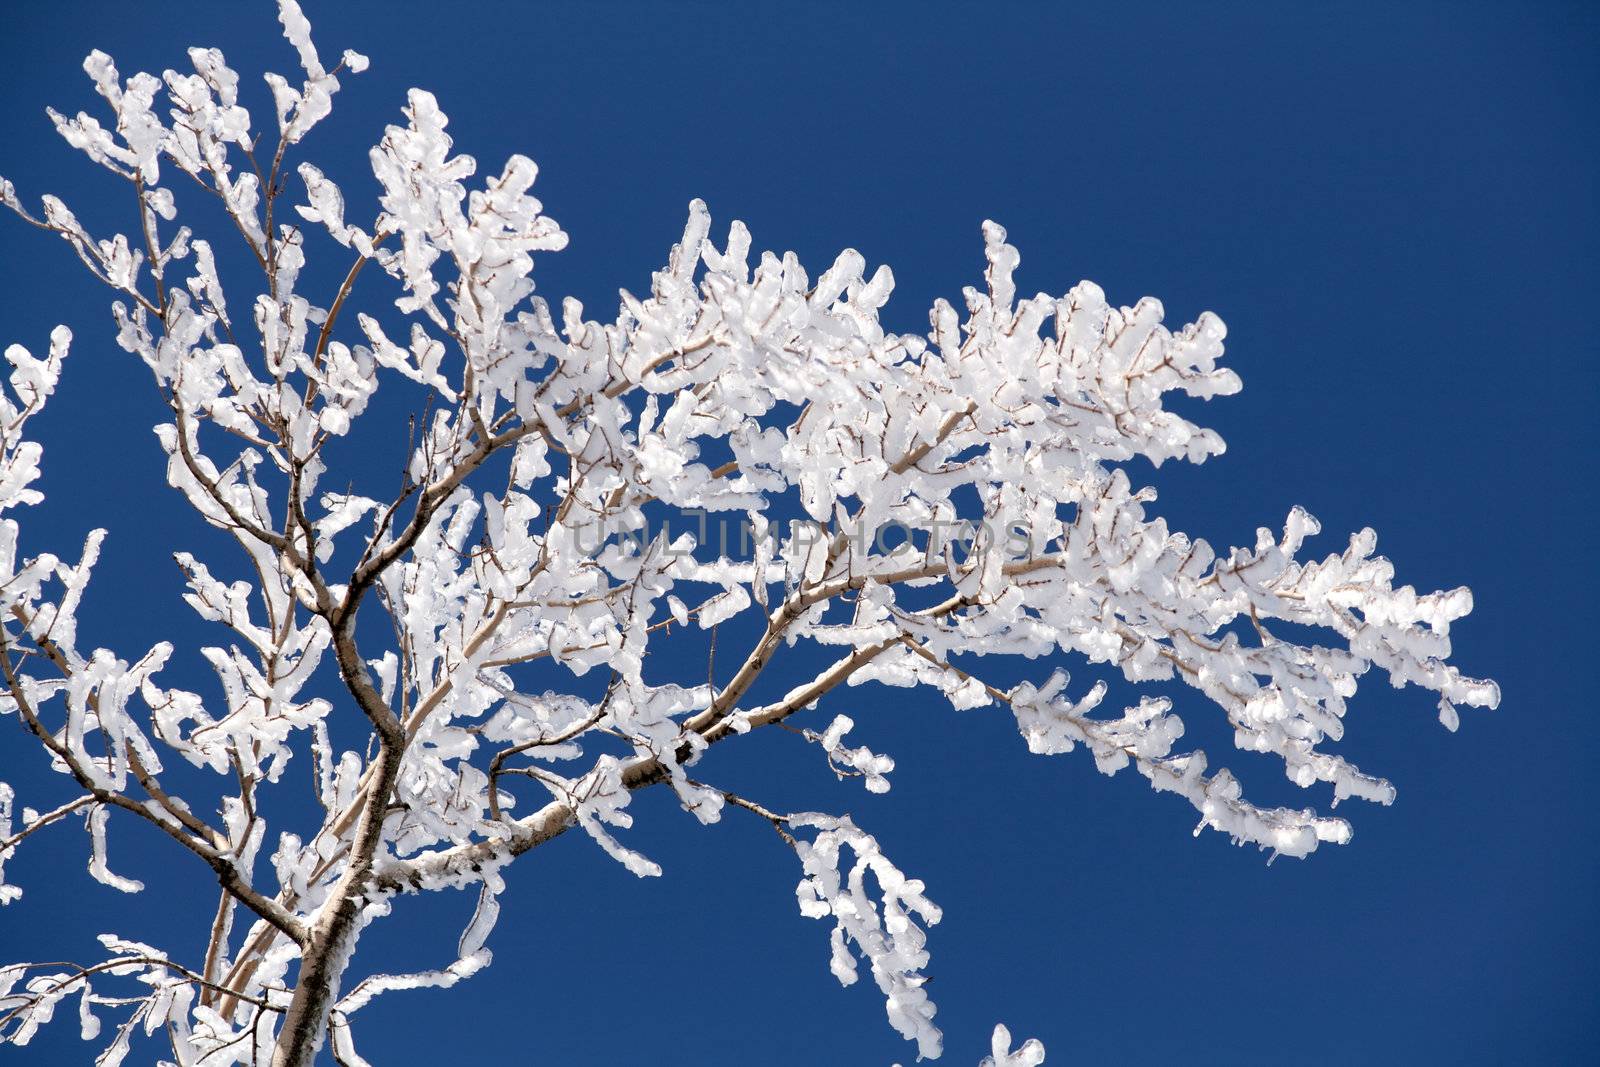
[791,813,942,1059]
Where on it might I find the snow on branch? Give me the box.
[789,812,943,1059]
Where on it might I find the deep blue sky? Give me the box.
[1,2,1595,1064]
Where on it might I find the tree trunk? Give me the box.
[271,709,402,1067]
[270,893,365,1067]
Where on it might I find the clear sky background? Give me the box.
[0,2,1595,1064]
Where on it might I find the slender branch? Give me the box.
[374,592,968,895]
[0,625,306,946]
[703,783,797,847]
[132,176,167,318]
[0,795,94,852]
[0,955,283,1032]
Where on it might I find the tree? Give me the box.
[0,3,1499,1064]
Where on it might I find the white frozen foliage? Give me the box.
[0,3,1496,1064]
